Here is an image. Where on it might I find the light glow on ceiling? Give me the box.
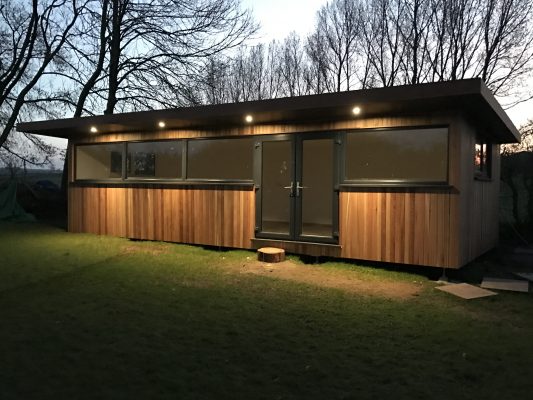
[90,126,98,133]
[352,106,361,115]
[158,121,166,128]
[245,114,253,123]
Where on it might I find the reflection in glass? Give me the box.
[187,137,253,180]
[76,144,123,180]
[301,139,333,237]
[474,142,486,173]
[345,128,448,181]
[261,141,291,235]
[127,141,182,178]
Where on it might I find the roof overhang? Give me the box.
[16,78,520,143]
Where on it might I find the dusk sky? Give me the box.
[41,0,532,156]
[242,0,532,126]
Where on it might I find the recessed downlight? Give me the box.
[158,121,166,128]
[90,126,98,133]
[244,114,253,123]
[352,106,361,115]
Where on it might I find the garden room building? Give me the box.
[17,79,520,269]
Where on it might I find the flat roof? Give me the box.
[17,78,520,143]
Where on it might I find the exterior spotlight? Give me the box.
[245,114,253,123]
[158,121,166,128]
[90,126,98,133]
[352,106,361,115]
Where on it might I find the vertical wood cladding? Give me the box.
[339,190,456,268]
[457,118,501,265]
[68,186,255,248]
[69,186,458,267]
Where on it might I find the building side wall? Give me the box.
[457,118,501,265]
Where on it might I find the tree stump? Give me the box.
[257,247,285,263]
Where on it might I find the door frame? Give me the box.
[254,132,340,244]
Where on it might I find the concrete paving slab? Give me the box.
[436,283,497,299]
[481,277,529,293]
[513,272,533,282]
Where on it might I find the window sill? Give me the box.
[338,182,454,192]
[339,182,451,188]
[71,179,255,188]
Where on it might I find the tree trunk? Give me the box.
[105,0,122,115]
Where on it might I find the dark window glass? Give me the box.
[187,137,254,180]
[474,139,491,178]
[76,143,123,180]
[127,141,182,179]
[345,128,448,182]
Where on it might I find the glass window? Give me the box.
[76,143,123,180]
[345,128,448,182]
[127,141,182,179]
[187,137,254,180]
[474,139,491,179]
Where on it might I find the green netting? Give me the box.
[0,180,36,222]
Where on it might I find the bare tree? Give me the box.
[427,0,481,82]
[476,0,533,97]
[361,0,406,87]
[399,0,434,84]
[263,40,283,99]
[309,0,362,92]
[305,30,331,93]
[58,0,257,116]
[201,55,230,105]
[278,32,308,97]
[0,0,84,149]
[224,44,267,102]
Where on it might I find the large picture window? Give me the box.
[127,141,182,179]
[187,137,254,180]
[76,143,124,180]
[344,127,448,183]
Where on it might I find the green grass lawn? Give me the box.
[0,221,532,399]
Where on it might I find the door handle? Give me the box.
[283,182,294,197]
[295,181,308,197]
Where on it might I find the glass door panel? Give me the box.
[260,140,293,236]
[256,134,337,243]
[299,138,334,238]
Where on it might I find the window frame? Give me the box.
[125,139,186,181]
[74,142,126,182]
[73,136,255,186]
[185,135,255,183]
[339,125,450,188]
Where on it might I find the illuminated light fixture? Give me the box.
[158,121,166,128]
[90,126,98,133]
[352,106,361,115]
[245,114,253,123]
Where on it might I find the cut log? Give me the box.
[257,247,285,263]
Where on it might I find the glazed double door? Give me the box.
[255,134,338,243]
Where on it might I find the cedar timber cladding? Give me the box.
[68,186,254,248]
[19,80,519,269]
[339,190,454,268]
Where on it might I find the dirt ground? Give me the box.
[235,259,423,300]
[121,243,423,299]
